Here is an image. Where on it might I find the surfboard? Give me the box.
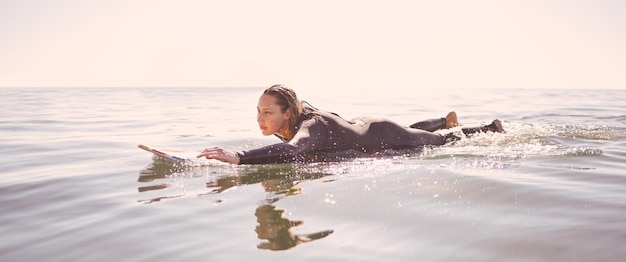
[138,144,195,162]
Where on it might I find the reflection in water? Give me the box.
[138,158,335,250]
[137,158,187,203]
[255,204,333,251]
[254,177,334,250]
[137,158,186,183]
[204,164,330,195]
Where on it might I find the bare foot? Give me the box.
[445,111,460,129]
[491,119,504,133]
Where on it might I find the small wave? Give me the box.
[559,147,603,157]
[555,125,616,140]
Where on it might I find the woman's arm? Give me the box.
[237,118,330,164]
[197,147,241,164]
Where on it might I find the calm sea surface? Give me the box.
[1,87,625,261]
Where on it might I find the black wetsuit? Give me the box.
[237,107,493,164]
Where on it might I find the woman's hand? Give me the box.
[196,146,240,164]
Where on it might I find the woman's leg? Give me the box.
[405,119,505,146]
[409,112,459,132]
[459,119,504,135]
[368,121,449,147]
[442,119,504,143]
[366,118,504,150]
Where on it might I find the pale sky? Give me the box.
[1,0,625,90]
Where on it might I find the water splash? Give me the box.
[433,122,608,160]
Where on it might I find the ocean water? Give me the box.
[1,87,625,261]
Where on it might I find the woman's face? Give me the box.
[257,94,290,137]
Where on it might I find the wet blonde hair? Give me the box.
[263,84,303,137]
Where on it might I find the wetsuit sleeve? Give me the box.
[237,118,329,164]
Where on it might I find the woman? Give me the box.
[197,84,504,164]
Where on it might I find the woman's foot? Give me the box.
[445,111,460,129]
[490,119,504,133]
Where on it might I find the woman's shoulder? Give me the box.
[298,112,328,127]
[301,109,347,128]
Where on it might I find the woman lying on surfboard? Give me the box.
[197,84,504,164]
